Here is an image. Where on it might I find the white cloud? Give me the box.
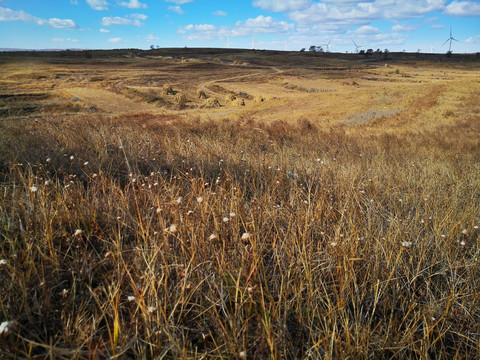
[100,28,110,33]
[185,24,216,31]
[0,7,78,29]
[119,0,147,9]
[212,10,227,16]
[87,0,109,10]
[444,1,480,16]
[49,18,77,29]
[108,37,123,42]
[165,0,194,4]
[71,0,79,4]
[392,23,418,32]
[145,33,160,41]
[52,38,79,42]
[253,0,311,12]
[383,0,446,19]
[289,2,379,26]
[102,14,147,26]
[0,7,41,23]
[232,15,294,36]
[465,34,480,44]
[132,13,147,20]
[181,15,294,41]
[354,25,380,35]
[289,0,447,28]
[168,6,185,14]
[102,16,131,25]
[423,17,440,23]
[370,32,405,46]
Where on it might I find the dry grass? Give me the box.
[0,51,479,359]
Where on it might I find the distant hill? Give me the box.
[0,48,83,52]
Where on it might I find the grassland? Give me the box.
[0,49,479,359]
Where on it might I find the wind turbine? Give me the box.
[443,27,459,52]
[325,40,332,52]
[320,40,332,52]
[252,36,255,50]
[352,40,364,53]
[226,35,231,49]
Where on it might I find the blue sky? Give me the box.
[1,0,479,53]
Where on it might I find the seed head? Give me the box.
[0,321,16,335]
[166,224,177,233]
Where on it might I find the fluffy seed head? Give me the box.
[241,232,251,240]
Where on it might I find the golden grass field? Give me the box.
[0,49,479,359]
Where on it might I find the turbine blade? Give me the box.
[442,39,449,46]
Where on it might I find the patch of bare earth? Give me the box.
[64,88,160,114]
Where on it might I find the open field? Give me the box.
[1,49,479,359]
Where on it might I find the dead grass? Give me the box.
[0,52,479,359]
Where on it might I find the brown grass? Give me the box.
[0,51,479,359]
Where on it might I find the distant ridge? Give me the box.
[0,48,84,52]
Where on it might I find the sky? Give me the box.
[0,0,479,53]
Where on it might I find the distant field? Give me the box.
[1,49,479,359]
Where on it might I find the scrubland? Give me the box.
[0,50,479,359]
